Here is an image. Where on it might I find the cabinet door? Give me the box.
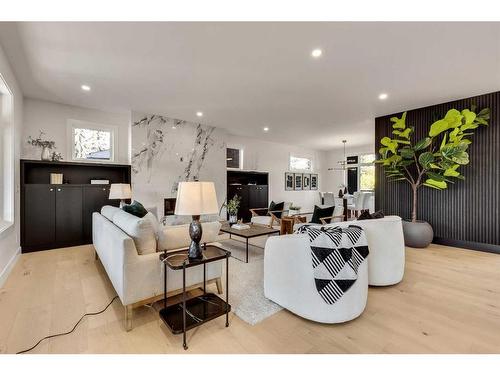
[228,185,249,222]
[55,186,83,246]
[83,185,115,243]
[24,185,56,248]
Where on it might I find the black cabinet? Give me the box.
[83,185,118,242]
[227,171,269,223]
[227,176,269,223]
[55,186,83,246]
[23,185,56,248]
[21,160,131,253]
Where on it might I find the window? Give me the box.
[290,155,312,171]
[0,74,14,232]
[68,120,116,162]
[359,153,375,191]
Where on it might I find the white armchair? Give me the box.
[264,234,368,323]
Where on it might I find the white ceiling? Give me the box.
[1,22,499,150]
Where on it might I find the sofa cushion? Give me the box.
[113,210,157,255]
[158,221,222,251]
[101,205,122,222]
[143,211,160,236]
[122,200,148,218]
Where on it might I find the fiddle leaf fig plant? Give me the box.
[376,106,490,222]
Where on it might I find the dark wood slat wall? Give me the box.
[375,91,500,252]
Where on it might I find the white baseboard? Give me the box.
[0,246,21,288]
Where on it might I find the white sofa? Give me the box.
[264,216,405,323]
[92,206,223,331]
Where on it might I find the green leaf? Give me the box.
[414,137,432,151]
[477,107,490,120]
[429,119,449,138]
[451,151,469,165]
[390,112,407,130]
[425,172,446,182]
[380,137,398,154]
[393,128,412,139]
[425,178,447,189]
[419,152,434,169]
[400,147,414,159]
[429,109,463,137]
[443,164,460,177]
[461,109,476,125]
[440,133,447,150]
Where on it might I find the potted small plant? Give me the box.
[225,194,241,224]
[376,106,490,248]
[27,130,56,161]
[288,205,301,216]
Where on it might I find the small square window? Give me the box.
[69,120,115,162]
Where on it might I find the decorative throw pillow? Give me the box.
[371,210,385,219]
[310,205,334,224]
[357,210,373,220]
[122,200,148,218]
[268,201,285,219]
[357,210,385,220]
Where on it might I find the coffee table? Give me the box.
[220,223,280,263]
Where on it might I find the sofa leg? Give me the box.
[125,305,133,331]
[216,277,223,294]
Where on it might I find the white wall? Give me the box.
[227,135,327,210]
[0,44,23,286]
[22,98,131,164]
[322,144,375,194]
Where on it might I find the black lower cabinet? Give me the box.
[22,184,117,252]
[83,185,117,243]
[55,186,83,246]
[227,184,268,222]
[23,185,56,249]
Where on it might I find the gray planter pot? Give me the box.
[402,220,434,248]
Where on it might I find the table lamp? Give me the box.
[175,181,219,260]
[109,183,132,208]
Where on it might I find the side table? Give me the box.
[159,244,231,350]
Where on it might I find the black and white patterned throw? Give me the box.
[296,225,369,304]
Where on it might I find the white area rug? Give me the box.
[218,239,283,325]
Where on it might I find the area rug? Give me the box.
[218,239,283,325]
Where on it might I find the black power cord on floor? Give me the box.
[16,295,119,354]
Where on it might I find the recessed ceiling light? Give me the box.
[311,49,323,58]
[263,127,269,132]
[378,93,388,100]
[196,111,203,117]
[81,84,91,91]
[172,126,177,129]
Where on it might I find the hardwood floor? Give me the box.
[0,243,499,354]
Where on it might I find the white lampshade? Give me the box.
[175,181,218,216]
[109,183,132,200]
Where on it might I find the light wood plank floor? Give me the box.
[0,243,499,354]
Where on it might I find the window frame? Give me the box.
[358,152,376,192]
[67,119,117,163]
[0,73,14,234]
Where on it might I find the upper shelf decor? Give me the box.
[376,106,490,248]
[27,130,57,161]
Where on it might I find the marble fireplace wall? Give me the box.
[131,112,227,218]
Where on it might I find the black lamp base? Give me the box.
[188,215,203,260]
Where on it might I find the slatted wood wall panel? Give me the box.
[375,91,500,252]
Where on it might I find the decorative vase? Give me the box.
[41,147,51,161]
[229,214,238,224]
[402,220,434,248]
[338,189,344,198]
